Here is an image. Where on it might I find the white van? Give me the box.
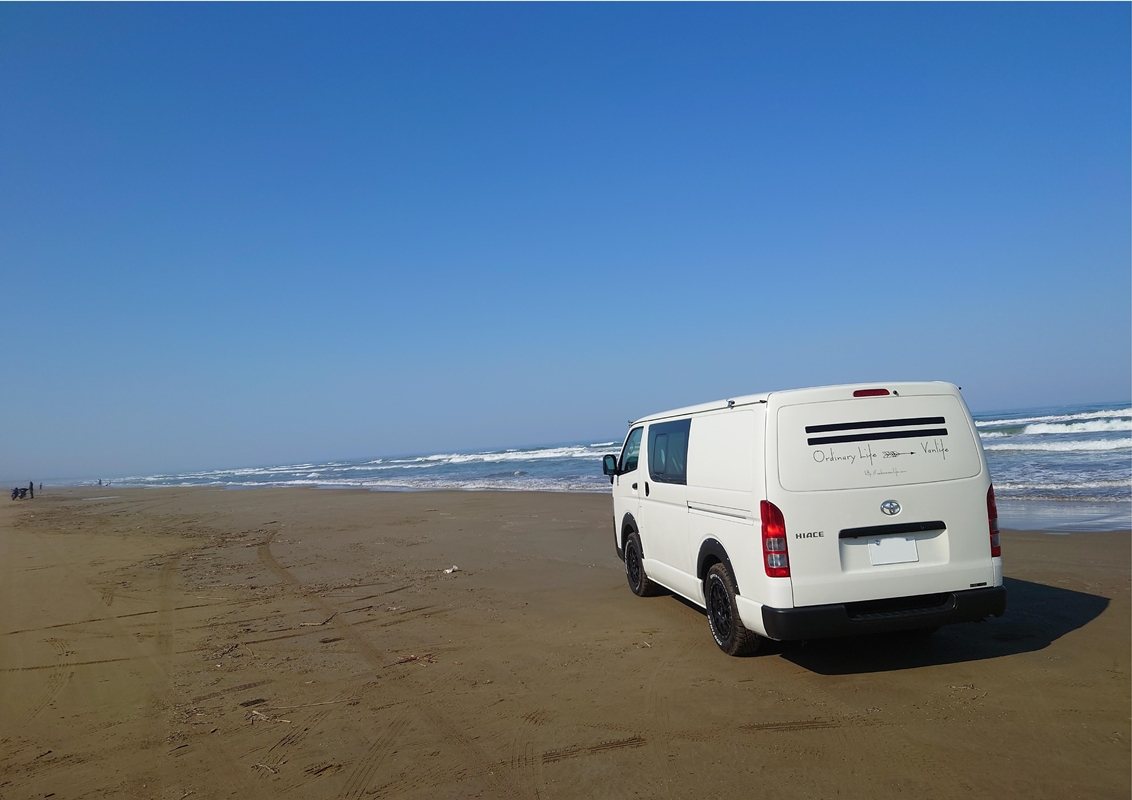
[601,382,1006,655]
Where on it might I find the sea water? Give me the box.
[106,401,1130,531]
[973,402,1130,531]
[111,443,620,494]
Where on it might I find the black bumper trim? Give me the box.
[761,586,1006,641]
[839,520,946,539]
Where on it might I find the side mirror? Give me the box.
[602,454,619,477]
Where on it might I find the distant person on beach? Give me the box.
[38,483,42,492]
[98,479,102,486]
[28,481,33,499]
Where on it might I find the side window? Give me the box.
[619,427,643,473]
[648,419,691,485]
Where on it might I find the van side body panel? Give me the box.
[686,407,758,605]
[685,405,791,624]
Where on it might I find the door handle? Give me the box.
[631,482,638,490]
[645,482,650,497]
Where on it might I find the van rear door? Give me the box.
[767,386,993,608]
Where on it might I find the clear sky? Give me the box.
[2,3,1129,480]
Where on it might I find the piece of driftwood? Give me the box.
[386,653,436,667]
[299,612,337,627]
[270,698,358,711]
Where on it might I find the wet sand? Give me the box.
[1,487,1128,799]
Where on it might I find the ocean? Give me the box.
[972,401,1130,531]
[104,400,1130,531]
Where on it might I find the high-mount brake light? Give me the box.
[853,388,890,397]
[760,500,790,578]
[987,485,1001,557]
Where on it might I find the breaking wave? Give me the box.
[983,439,1131,452]
[94,402,1130,506]
[975,407,1131,428]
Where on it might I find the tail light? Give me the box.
[987,485,1001,557]
[853,388,890,397]
[761,500,790,578]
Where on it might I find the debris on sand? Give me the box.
[443,565,460,574]
[299,612,337,627]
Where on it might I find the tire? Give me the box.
[704,563,759,656]
[624,532,660,597]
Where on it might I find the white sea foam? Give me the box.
[389,445,608,466]
[976,408,1131,428]
[117,444,612,483]
[995,479,1131,491]
[97,405,1132,505]
[1022,420,1132,435]
[984,438,1132,452]
[195,476,609,493]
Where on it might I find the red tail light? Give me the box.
[853,388,890,397]
[761,500,790,578]
[987,485,1001,557]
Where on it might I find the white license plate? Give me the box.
[868,536,919,566]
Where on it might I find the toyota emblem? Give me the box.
[880,500,901,516]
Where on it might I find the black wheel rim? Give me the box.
[708,576,733,642]
[627,542,642,590]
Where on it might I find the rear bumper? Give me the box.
[761,586,1006,641]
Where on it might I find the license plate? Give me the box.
[868,536,919,566]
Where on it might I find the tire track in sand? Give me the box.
[12,637,76,727]
[257,533,529,800]
[505,708,549,789]
[7,531,271,800]
[338,712,410,799]
[644,632,697,791]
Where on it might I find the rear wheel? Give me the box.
[624,532,660,597]
[705,563,759,656]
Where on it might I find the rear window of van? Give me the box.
[776,394,983,492]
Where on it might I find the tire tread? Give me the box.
[624,532,660,597]
[705,563,759,656]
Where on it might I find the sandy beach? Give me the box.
[1,486,1128,799]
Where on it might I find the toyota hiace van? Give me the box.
[601,382,1006,655]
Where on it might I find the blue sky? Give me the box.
[1,3,1129,480]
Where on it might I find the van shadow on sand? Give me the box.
[667,576,1109,674]
[773,577,1109,675]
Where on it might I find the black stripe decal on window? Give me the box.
[808,428,949,446]
[805,416,945,434]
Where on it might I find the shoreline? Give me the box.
[995,497,1131,533]
[18,483,1132,534]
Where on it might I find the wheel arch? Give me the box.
[616,513,638,561]
[698,538,740,596]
